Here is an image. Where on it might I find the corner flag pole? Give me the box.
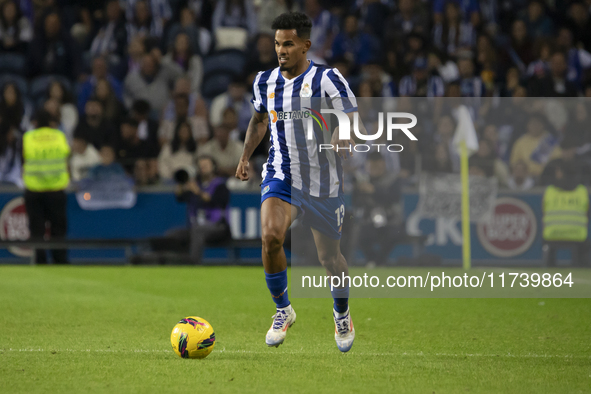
[460,140,471,270]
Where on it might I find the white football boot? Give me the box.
[266,305,296,347]
[333,308,355,352]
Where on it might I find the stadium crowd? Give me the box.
[0,0,591,191]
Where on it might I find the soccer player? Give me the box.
[235,12,357,352]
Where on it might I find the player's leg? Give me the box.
[46,191,68,264]
[311,228,355,352]
[261,196,298,347]
[24,191,48,264]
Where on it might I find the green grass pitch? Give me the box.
[0,266,590,393]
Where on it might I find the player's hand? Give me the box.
[235,159,250,181]
[331,126,355,159]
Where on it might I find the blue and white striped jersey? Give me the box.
[251,60,357,198]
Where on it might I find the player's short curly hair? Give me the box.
[271,12,312,39]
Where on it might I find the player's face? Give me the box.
[275,29,310,71]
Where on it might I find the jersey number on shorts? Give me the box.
[334,204,345,227]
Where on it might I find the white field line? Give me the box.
[1,348,589,359]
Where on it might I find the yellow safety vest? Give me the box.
[22,127,70,192]
[543,185,589,241]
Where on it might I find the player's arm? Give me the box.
[331,111,368,159]
[235,111,268,181]
[322,68,365,159]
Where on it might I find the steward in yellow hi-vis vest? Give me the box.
[543,185,589,242]
[23,110,70,264]
[23,127,70,191]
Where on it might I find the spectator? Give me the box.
[70,137,101,181]
[166,6,212,56]
[129,99,160,155]
[0,121,23,187]
[481,123,511,163]
[331,13,379,67]
[528,51,579,97]
[433,0,480,26]
[89,0,128,79]
[555,27,591,86]
[256,0,299,36]
[399,57,445,97]
[86,145,127,181]
[510,115,561,178]
[78,56,124,113]
[0,82,25,131]
[162,76,208,122]
[522,0,554,39]
[197,125,242,177]
[433,1,477,58]
[45,80,78,141]
[304,0,338,62]
[351,0,390,38]
[94,78,125,126]
[432,115,459,170]
[501,67,523,97]
[114,117,159,184]
[0,0,33,53]
[126,35,146,75]
[457,56,484,97]
[540,137,591,187]
[27,12,80,80]
[209,77,252,130]
[245,33,277,85]
[566,2,591,50]
[126,0,168,43]
[507,160,535,190]
[426,48,459,83]
[423,142,454,174]
[162,32,203,94]
[476,35,499,94]
[125,0,172,31]
[74,97,117,149]
[69,6,94,49]
[401,31,426,71]
[124,52,182,113]
[360,62,397,97]
[562,102,591,152]
[159,94,209,145]
[526,38,553,79]
[158,120,198,181]
[506,19,534,73]
[469,139,509,186]
[222,106,241,141]
[385,0,429,44]
[212,0,257,38]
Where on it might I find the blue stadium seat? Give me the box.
[201,71,234,100]
[0,53,26,75]
[202,49,246,77]
[0,74,28,96]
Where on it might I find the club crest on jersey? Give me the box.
[300,83,312,98]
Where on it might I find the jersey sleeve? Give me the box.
[322,68,358,113]
[251,72,266,113]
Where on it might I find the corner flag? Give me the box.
[452,105,478,270]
